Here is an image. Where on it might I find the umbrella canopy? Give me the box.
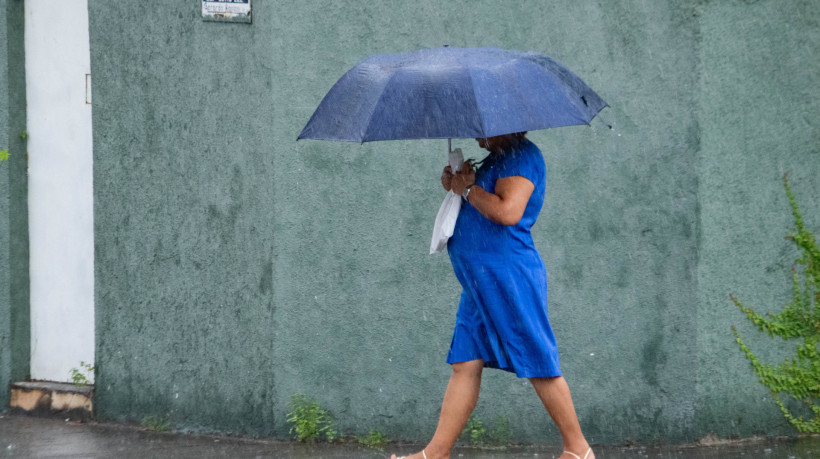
[298,46,607,143]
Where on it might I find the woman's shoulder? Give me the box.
[494,139,544,183]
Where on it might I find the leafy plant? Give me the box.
[357,429,390,448]
[286,393,337,443]
[461,415,487,446]
[141,415,171,432]
[731,174,820,433]
[19,130,27,140]
[0,149,8,161]
[488,415,513,446]
[69,361,95,386]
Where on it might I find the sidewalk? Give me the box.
[1,413,818,458]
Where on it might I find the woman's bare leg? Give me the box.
[530,376,594,459]
[391,359,484,459]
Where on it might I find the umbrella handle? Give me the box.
[448,143,464,173]
[448,138,452,154]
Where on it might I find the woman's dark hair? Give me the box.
[501,131,528,150]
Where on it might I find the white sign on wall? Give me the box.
[202,0,251,24]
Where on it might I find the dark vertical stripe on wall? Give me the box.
[0,0,10,410]
[7,0,30,390]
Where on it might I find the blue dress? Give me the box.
[446,139,561,378]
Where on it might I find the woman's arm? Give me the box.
[463,176,534,226]
[450,164,534,226]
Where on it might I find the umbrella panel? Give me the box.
[363,66,484,141]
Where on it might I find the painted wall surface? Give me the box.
[696,0,820,437]
[0,0,10,410]
[0,0,795,445]
[1,0,29,410]
[25,0,95,383]
[89,0,700,443]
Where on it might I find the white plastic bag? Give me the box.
[429,148,464,254]
[430,191,462,254]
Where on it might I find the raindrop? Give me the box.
[764,448,773,454]
[590,353,595,356]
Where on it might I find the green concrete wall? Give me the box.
[0,0,798,445]
[696,0,820,437]
[0,0,28,411]
[0,0,9,411]
[89,0,703,443]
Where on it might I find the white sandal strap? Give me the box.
[563,448,591,459]
[397,450,426,459]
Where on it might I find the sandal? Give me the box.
[563,448,592,459]
[396,450,427,459]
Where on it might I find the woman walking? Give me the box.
[392,133,593,459]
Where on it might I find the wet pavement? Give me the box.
[1,413,819,458]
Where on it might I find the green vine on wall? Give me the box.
[731,174,820,433]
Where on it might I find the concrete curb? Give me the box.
[9,381,94,421]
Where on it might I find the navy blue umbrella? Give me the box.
[298,46,607,143]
